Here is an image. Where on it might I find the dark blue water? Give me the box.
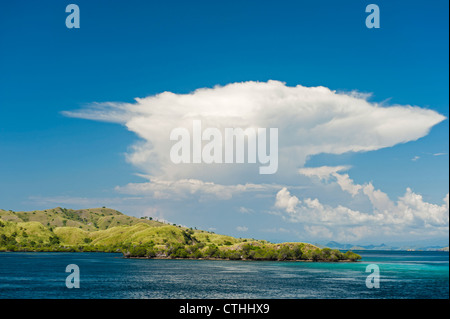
[0,251,448,299]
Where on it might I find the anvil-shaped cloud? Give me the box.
[63,80,445,188]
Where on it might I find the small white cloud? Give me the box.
[412,155,420,161]
[236,226,248,232]
[299,166,361,196]
[274,187,300,213]
[238,207,254,214]
[333,172,362,197]
[298,166,351,181]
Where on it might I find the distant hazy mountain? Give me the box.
[324,241,449,251]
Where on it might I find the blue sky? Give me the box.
[0,0,448,246]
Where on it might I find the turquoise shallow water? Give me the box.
[0,250,448,299]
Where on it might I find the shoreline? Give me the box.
[0,250,359,262]
[123,255,360,262]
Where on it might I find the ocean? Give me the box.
[0,250,448,299]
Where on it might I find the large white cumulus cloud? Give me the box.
[63,80,445,183]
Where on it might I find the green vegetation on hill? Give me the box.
[0,207,161,231]
[0,207,361,262]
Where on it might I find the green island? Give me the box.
[0,207,361,262]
